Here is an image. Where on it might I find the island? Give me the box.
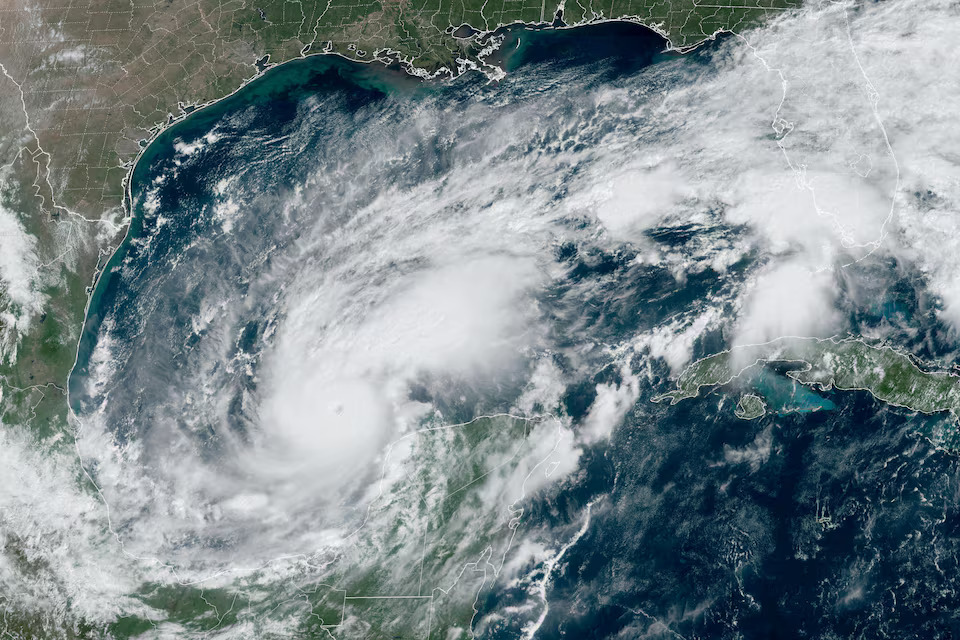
[655,337,960,443]
[735,393,766,420]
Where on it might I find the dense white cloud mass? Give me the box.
[581,364,641,444]
[0,203,41,313]
[0,427,143,623]
[566,0,960,347]
[258,254,543,489]
[734,262,841,346]
[713,0,960,338]
[0,183,45,365]
[580,161,691,240]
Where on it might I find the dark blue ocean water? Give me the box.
[69,21,960,639]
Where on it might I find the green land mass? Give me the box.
[734,393,765,420]
[655,337,960,442]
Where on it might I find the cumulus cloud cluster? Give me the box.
[530,0,960,370]
[0,186,45,365]
[0,427,143,624]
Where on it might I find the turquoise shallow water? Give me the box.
[751,367,836,414]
